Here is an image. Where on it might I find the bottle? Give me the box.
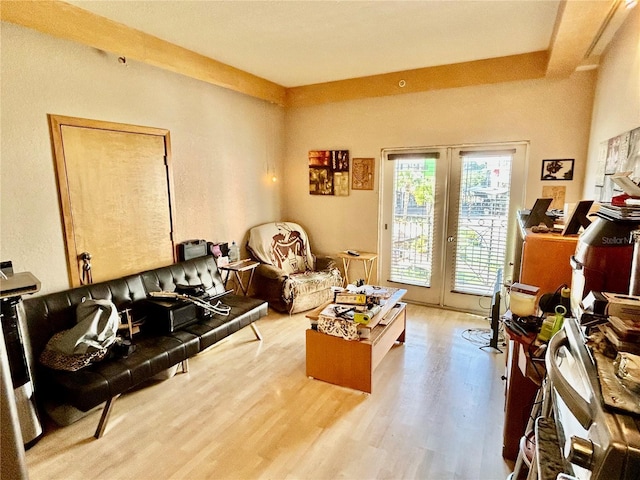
[537,316,555,342]
[551,304,566,336]
[229,241,240,263]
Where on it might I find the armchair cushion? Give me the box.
[247,222,342,313]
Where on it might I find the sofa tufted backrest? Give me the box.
[23,274,148,360]
[140,255,225,295]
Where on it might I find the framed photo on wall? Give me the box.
[541,159,574,181]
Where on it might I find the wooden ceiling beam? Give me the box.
[0,0,287,105]
[285,51,549,108]
[546,0,620,78]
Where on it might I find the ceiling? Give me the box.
[66,0,562,88]
[2,0,632,106]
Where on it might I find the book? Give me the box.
[597,203,640,220]
[608,315,640,342]
[334,292,367,305]
[602,292,640,321]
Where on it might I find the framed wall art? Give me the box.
[541,159,574,181]
[596,126,640,202]
[309,150,349,195]
[351,158,375,190]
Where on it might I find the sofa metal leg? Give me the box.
[250,322,263,341]
[94,394,121,439]
[181,359,189,373]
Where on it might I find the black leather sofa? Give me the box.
[23,255,268,438]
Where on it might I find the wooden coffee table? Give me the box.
[305,288,407,393]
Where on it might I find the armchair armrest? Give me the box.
[256,264,289,281]
[316,255,338,272]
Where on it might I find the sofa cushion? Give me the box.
[184,295,267,350]
[38,330,200,412]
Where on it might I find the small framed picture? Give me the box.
[352,158,375,190]
[541,159,574,181]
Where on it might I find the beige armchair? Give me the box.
[247,222,342,313]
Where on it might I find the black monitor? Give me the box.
[523,198,554,228]
[562,200,594,236]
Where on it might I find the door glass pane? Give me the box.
[390,157,436,286]
[453,154,512,295]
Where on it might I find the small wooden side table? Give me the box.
[219,259,259,296]
[336,251,378,286]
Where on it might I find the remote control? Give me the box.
[347,250,360,256]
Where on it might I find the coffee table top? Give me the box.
[306,287,406,330]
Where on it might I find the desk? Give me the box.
[337,251,378,286]
[517,216,578,295]
[305,288,406,393]
[219,259,259,296]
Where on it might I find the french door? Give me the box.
[379,143,528,313]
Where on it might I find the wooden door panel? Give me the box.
[50,116,175,286]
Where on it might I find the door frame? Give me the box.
[378,141,528,313]
[442,142,529,312]
[378,146,449,306]
[48,114,176,286]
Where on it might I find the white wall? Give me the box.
[0,23,284,294]
[284,71,596,270]
[584,7,640,196]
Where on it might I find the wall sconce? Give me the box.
[267,164,277,183]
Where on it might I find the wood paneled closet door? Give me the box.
[49,115,176,286]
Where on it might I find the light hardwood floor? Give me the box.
[26,304,512,480]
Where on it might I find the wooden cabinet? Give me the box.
[502,330,542,461]
[519,228,578,294]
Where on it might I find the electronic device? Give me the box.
[562,200,594,236]
[347,250,360,256]
[145,289,233,333]
[482,268,503,352]
[177,239,208,261]
[0,271,41,298]
[523,198,554,228]
[570,215,640,316]
[0,267,42,448]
